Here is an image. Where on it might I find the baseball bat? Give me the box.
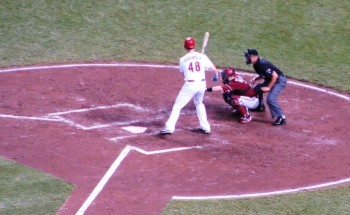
[201,32,210,54]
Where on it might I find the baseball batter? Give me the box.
[159,37,217,135]
[206,68,259,124]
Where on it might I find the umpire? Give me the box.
[244,49,287,126]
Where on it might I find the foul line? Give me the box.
[75,145,201,215]
[172,177,350,200]
[0,63,178,74]
[1,63,348,101]
[237,72,349,101]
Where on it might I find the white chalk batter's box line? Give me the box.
[0,103,150,131]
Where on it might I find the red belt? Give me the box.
[187,79,205,82]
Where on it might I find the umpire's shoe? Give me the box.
[272,116,286,126]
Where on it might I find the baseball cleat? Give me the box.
[158,129,173,135]
[191,128,211,134]
[240,114,252,124]
[272,116,286,126]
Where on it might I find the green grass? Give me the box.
[0,0,349,91]
[0,0,350,214]
[0,158,73,215]
[163,186,350,215]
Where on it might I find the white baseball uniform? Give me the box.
[164,51,215,132]
[237,96,259,109]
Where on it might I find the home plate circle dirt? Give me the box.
[0,63,349,215]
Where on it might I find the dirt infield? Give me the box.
[0,63,350,215]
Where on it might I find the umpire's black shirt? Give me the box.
[253,57,284,83]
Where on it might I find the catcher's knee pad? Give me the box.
[231,96,241,107]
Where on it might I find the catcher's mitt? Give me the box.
[222,91,234,105]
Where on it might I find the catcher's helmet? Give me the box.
[221,68,236,84]
[184,37,196,50]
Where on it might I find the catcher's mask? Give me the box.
[184,37,196,50]
[221,68,236,84]
[244,49,258,64]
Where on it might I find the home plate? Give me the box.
[122,126,147,134]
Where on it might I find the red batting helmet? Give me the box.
[184,37,196,50]
[221,68,236,84]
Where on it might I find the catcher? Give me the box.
[206,68,263,124]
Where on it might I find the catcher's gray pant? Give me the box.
[267,75,287,118]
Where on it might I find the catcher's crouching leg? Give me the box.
[231,96,248,116]
[223,92,238,114]
[232,96,252,123]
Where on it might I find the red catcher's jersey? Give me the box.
[221,76,257,97]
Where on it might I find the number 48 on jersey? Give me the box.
[188,61,201,72]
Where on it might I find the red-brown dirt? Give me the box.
[0,63,349,215]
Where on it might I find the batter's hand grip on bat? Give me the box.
[211,74,218,82]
